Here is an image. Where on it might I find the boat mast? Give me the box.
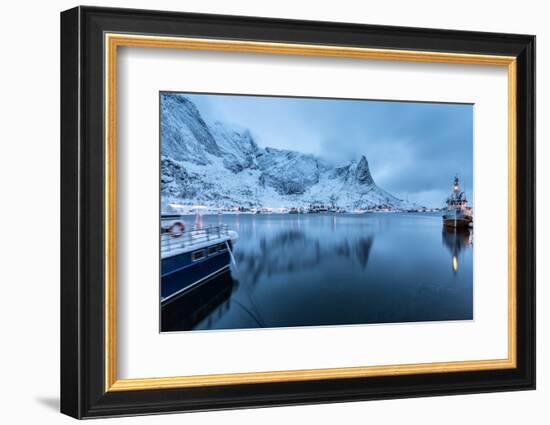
[453,175,459,194]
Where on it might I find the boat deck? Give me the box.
[161,224,233,258]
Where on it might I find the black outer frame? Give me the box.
[60,6,535,419]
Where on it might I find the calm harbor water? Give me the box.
[161,212,473,332]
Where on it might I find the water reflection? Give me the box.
[162,213,473,331]
[441,227,472,273]
[234,230,375,286]
[161,272,236,331]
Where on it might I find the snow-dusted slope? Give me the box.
[257,147,330,196]
[160,93,220,164]
[160,93,413,211]
[209,121,259,173]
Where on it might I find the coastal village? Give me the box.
[165,175,468,222]
[166,202,440,215]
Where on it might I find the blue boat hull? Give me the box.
[161,270,235,331]
[161,242,233,303]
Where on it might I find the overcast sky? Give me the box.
[184,92,473,208]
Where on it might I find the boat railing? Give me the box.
[161,222,230,254]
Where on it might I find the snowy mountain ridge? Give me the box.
[161,93,414,211]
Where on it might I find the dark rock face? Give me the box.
[256,147,326,195]
[210,122,260,173]
[354,155,375,185]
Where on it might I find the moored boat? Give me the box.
[308,202,329,213]
[160,215,238,305]
[442,176,473,228]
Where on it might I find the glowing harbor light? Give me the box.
[452,175,460,194]
[452,255,458,273]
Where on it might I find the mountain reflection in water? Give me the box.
[235,230,374,286]
[161,213,473,331]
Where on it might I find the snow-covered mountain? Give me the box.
[160,93,414,211]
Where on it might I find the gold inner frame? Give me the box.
[104,33,517,392]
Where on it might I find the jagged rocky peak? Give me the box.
[329,155,374,186]
[354,155,375,185]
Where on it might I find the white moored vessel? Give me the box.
[442,176,473,228]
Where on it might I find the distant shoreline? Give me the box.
[162,210,442,216]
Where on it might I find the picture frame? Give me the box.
[60,5,535,419]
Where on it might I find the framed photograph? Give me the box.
[60,6,535,419]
